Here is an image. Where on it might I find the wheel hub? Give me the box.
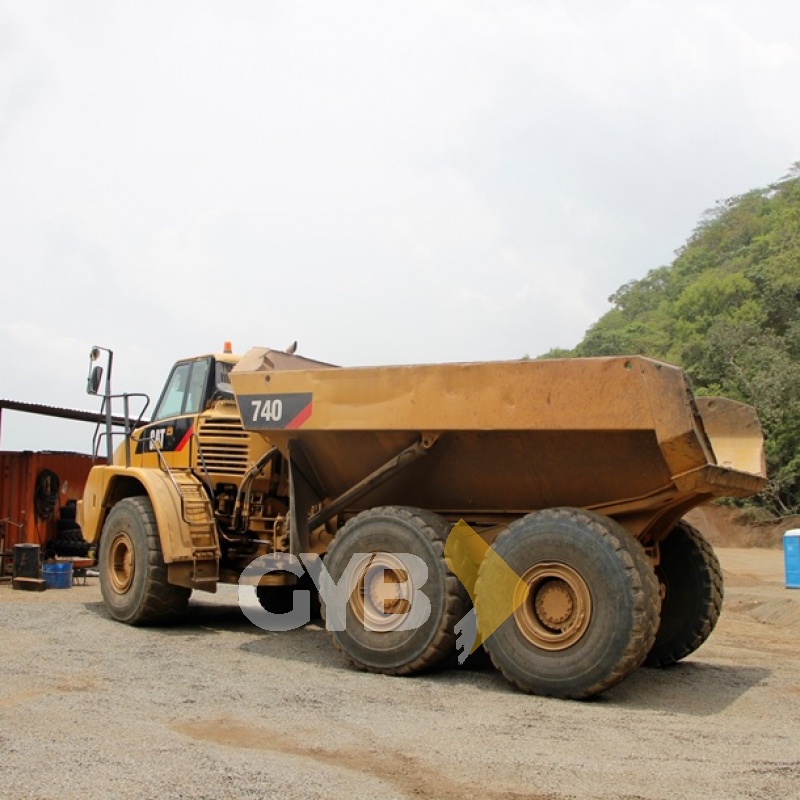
[349,553,412,632]
[108,532,135,594]
[514,562,592,651]
[535,580,575,627]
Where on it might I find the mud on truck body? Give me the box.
[78,344,767,699]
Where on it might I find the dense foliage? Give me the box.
[546,168,800,516]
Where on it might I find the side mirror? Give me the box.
[214,381,234,400]
[87,365,103,395]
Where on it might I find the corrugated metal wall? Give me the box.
[0,452,98,571]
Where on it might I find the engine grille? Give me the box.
[196,415,251,476]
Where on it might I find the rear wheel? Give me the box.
[322,506,470,675]
[645,521,723,667]
[478,508,660,699]
[99,496,190,625]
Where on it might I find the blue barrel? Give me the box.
[13,543,40,579]
[784,530,800,589]
[43,561,73,589]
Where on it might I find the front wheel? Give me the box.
[99,496,190,625]
[477,508,660,699]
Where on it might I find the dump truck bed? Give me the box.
[230,350,766,542]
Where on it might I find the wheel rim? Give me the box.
[348,552,412,632]
[108,532,135,593]
[513,562,592,651]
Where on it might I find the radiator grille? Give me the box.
[196,416,250,476]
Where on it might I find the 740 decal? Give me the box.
[252,397,283,423]
[237,393,313,430]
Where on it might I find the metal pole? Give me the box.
[123,394,131,467]
[104,350,114,463]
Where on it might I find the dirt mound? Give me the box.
[734,596,800,628]
[684,505,800,549]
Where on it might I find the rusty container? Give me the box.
[0,452,98,575]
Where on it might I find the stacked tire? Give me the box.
[51,501,91,558]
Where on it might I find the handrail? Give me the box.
[91,392,150,465]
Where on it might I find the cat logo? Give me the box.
[148,428,166,451]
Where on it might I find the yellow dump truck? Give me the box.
[78,344,766,698]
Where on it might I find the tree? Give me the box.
[542,168,800,515]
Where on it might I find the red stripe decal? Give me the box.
[285,402,312,430]
[176,424,194,451]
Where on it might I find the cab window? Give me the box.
[152,358,211,421]
[216,360,233,388]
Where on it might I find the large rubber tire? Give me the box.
[645,521,723,667]
[34,469,60,520]
[99,496,191,625]
[52,537,90,557]
[323,506,470,675]
[477,508,660,699]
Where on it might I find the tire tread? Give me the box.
[479,507,660,699]
[324,505,469,676]
[101,496,190,625]
[645,520,723,667]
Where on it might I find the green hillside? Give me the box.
[546,167,800,516]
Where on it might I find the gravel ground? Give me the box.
[1,547,799,800]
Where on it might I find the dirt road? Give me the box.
[1,547,798,800]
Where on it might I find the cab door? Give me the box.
[135,357,212,470]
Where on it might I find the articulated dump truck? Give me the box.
[78,345,766,699]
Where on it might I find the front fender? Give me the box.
[78,465,212,563]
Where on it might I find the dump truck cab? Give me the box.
[79,346,333,611]
[134,353,238,472]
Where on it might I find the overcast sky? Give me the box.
[2,0,799,453]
